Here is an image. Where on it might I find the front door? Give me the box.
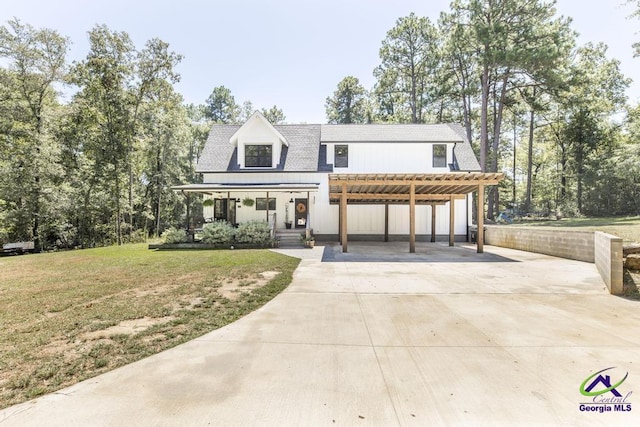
[294,198,308,229]
[214,198,236,225]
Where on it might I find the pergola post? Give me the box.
[384,203,389,242]
[409,182,416,253]
[449,195,455,246]
[477,184,485,253]
[430,204,436,242]
[340,183,348,253]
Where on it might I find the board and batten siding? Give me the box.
[324,142,454,173]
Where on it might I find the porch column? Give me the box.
[409,182,416,253]
[266,191,270,222]
[306,191,310,238]
[384,203,389,242]
[449,195,455,247]
[340,183,348,253]
[430,204,436,242]
[227,191,231,224]
[477,184,485,253]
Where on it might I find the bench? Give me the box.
[2,241,35,255]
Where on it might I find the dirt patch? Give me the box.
[82,317,175,340]
[217,271,280,300]
[623,268,640,300]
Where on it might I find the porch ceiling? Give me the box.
[328,172,504,205]
[172,183,320,194]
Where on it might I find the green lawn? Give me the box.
[0,244,300,409]
[511,216,640,244]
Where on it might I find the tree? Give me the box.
[374,13,440,123]
[0,18,69,250]
[204,86,239,123]
[325,76,368,124]
[560,43,629,213]
[261,105,286,124]
[441,0,574,218]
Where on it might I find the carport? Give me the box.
[328,173,504,253]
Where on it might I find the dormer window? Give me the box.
[245,144,273,167]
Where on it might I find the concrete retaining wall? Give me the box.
[484,226,623,295]
[484,226,594,262]
[594,232,623,295]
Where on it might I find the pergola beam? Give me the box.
[329,193,466,202]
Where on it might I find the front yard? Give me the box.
[0,244,300,409]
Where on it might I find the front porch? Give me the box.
[172,182,320,247]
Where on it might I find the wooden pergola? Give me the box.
[328,173,504,253]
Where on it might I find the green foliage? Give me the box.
[162,227,187,244]
[374,13,439,124]
[261,105,286,124]
[325,76,369,124]
[204,86,240,123]
[235,220,271,246]
[201,221,235,245]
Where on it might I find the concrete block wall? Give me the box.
[484,226,595,262]
[594,232,623,295]
[484,226,623,295]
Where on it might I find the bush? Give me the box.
[235,220,271,246]
[162,227,187,244]
[201,221,235,245]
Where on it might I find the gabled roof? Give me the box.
[229,111,288,146]
[197,124,321,173]
[321,123,463,142]
[196,121,481,173]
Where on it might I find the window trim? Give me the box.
[245,144,273,168]
[334,144,348,168]
[255,197,276,211]
[432,144,447,168]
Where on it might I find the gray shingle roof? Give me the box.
[196,122,480,172]
[448,124,481,171]
[321,123,463,142]
[196,124,321,172]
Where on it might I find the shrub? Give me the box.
[162,227,187,244]
[201,221,235,245]
[235,220,271,246]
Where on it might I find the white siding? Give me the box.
[325,142,454,173]
[202,171,469,236]
[235,118,284,169]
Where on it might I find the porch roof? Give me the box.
[172,182,320,194]
[328,172,503,205]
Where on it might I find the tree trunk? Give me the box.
[479,63,490,172]
[115,163,122,245]
[487,73,508,220]
[525,103,535,213]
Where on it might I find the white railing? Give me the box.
[268,212,277,239]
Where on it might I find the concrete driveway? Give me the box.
[1,242,639,426]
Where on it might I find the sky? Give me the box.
[1,0,639,123]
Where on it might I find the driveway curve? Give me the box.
[1,242,639,426]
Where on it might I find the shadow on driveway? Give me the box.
[321,241,518,263]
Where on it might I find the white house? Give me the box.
[174,111,502,252]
